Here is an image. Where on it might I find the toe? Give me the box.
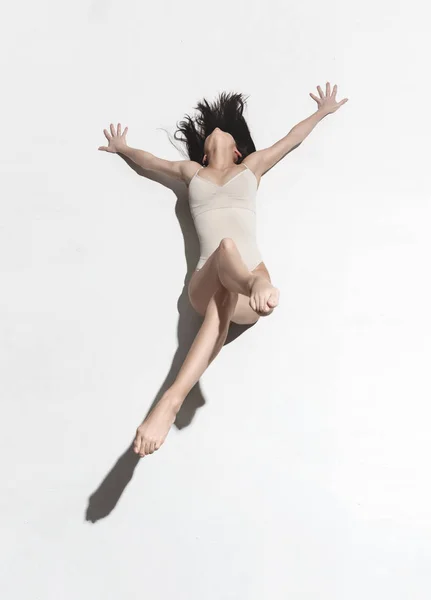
[134,432,141,454]
[139,439,147,457]
[267,290,279,307]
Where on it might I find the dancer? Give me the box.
[98,82,348,457]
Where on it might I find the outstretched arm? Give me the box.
[98,123,195,183]
[245,82,348,177]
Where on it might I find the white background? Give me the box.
[1,1,430,598]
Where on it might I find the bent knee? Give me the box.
[218,237,237,252]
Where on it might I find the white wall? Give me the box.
[1,1,430,598]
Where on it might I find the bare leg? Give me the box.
[133,286,238,457]
[216,238,279,314]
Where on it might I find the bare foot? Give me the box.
[133,391,182,457]
[249,275,280,315]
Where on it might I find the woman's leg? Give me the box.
[216,237,256,296]
[189,238,280,317]
[133,286,238,457]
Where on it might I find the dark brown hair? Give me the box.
[173,91,256,166]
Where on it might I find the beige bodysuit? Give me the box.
[188,162,263,271]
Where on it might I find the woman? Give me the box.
[98,82,348,457]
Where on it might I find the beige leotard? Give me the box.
[188,163,263,271]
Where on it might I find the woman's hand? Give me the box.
[310,82,348,115]
[98,123,129,153]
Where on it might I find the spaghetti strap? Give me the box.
[241,162,250,170]
[190,166,204,183]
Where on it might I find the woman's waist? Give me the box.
[191,204,257,219]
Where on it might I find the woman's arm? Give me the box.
[98,123,195,183]
[121,147,192,182]
[245,82,348,177]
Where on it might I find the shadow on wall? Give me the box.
[85,155,256,523]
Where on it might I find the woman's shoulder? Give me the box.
[183,161,203,186]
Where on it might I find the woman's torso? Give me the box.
[188,163,263,271]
